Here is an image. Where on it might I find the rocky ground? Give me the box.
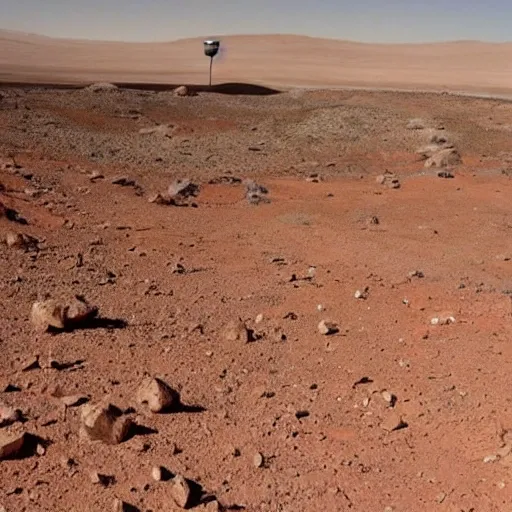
[0,84,512,512]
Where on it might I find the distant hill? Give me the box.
[0,29,511,94]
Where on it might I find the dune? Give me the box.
[0,30,511,95]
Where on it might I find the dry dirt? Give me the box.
[1,83,512,512]
[1,31,512,97]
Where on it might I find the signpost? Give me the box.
[203,40,220,87]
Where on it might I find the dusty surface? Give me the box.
[0,84,512,512]
[1,31,512,96]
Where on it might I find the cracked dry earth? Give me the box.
[0,85,512,512]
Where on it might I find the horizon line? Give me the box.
[1,28,511,46]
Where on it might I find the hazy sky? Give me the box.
[1,0,510,43]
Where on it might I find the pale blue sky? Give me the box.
[1,0,510,43]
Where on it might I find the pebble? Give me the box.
[253,452,264,468]
[148,193,169,205]
[436,492,447,504]
[5,232,38,250]
[174,85,190,97]
[36,444,46,456]
[89,171,104,181]
[66,296,97,325]
[223,319,249,343]
[431,315,456,325]
[111,176,135,186]
[170,474,191,509]
[255,313,264,324]
[483,454,499,463]
[204,500,222,512]
[381,412,408,432]
[112,499,132,512]
[151,465,163,481]
[80,403,132,444]
[0,432,25,459]
[21,355,40,371]
[354,288,369,300]
[318,320,339,335]
[376,171,401,189]
[90,471,110,486]
[137,377,178,413]
[60,456,76,469]
[0,402,21,427]
[381,391,394,404]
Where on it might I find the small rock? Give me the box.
[306,173,322,183]
[318,320,339,335]
[354,287,369,300]
[151,465,163,481]
[295,410,310,419]
[89,171,104,181]
[431,315,456,325]
[382,391,397,407]
[483,454,499,463]
[60,394,90,408]
[90,471,111,486]
[376,171,400,189]
[0,432,25,459]
[437,170,455,178]
[112,499,132,512]
[381,412,408,432]
[80,403,132,444]
[174,85,190,97]
[223,319,249,343]
[425,148,462,168]
[136,377,178,413]
[171,474,191,509]
[168,179,200,199]
[111,176,135,186]
[0,402,21,427]
[30,300,66,332]
[436,492,447,504]
[407,118,425,130]
[60,456,76,469]
[244,179,269,204]
[5,232,38,251]
[36,444,45,456]
[204,500,223,512]
[255,314,264,324]
[148,193,169,205]
[408,270,424,279]
[253,452,264,468]
[172,262,186,274]
[65,296,98,326]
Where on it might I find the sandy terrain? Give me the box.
[0,82,512,512]
[1,28,512,512]
[1,30,512,95]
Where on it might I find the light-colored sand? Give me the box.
[0,30,511,94]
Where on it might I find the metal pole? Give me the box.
[209,56,213,87]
